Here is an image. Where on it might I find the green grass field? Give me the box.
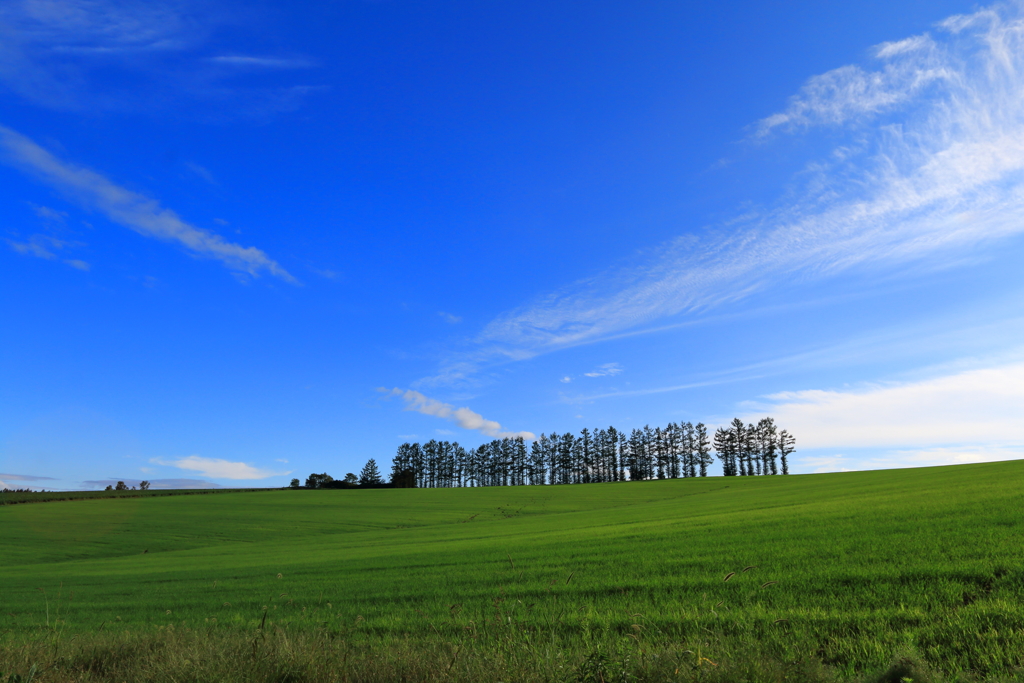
[2,462,1023,682]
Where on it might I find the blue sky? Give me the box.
[3,0,1024,490]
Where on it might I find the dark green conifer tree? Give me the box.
[714,427,735,476]
[530,436,547,484]
[778,430,795,475]
[359,459,382,486]
[728,418,746,475]
[757,417,778,475]
[695,423,712,476]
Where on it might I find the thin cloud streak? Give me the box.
[382,388,535,440]
[753,34,952,137]
[0,125,296,281]
[562,378,734,404]
[0,472,57,481]
[583,363,622,378]
[6,232,90,270]
[0,0,210,109]
[563,313,1024,405]
[210,55,314,69]
[469,4,1024,367]
[0,0,322,116]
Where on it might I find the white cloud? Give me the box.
[0,0,321,115]
[439,312,462,324]
[6,234,89,270]
[744,361,1024,451]
[150,455,287,480]
[0,0,208,108]
[787,444,1024,474]
[312,267,339,279]
[0,472,57,481]
[0,125,296,281]
[874,444,1024,468]
[32,204,67,221]
[7,0,195,50]
[875,34,934,59]
[583,363,623,378]
[210,55,314,69]
[463,4,1024,368]
[7,234,59,259]
[184,161,216,185]
[383,388,535,440]
[754,35,950,136]
[560,376,572,383]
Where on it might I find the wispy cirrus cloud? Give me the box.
[752,34,953,137]
[438,312,462,324]
[555,363,623,386]
[0,125,296,281]
[210,55,315,69]
[381,388,535,440]
[150,455,288,480]
[183,161,217,185]
[583,363,622,378]
[0,0,320,115]
[6,233,90,270]
[458,4,1024,373]
[6,234,64,260]
[31,204,67,221]
[0,0,211,109]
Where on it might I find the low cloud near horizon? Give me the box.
[149,455,289,480]
[83,478,223,490]
[0,472,58,490]
[743,360,1024,471]
[0,472,57,481]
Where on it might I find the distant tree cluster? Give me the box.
[297,459,388,489]
[712,418,795,476]
[390,419,795,488]
[102,480,150,491]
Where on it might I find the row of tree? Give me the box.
[714,418,795,477]
[389,417,794,488]
[103,480,151,491]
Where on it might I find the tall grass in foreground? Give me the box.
[2,621,1023,683]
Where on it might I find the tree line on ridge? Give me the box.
[385,417,794,489]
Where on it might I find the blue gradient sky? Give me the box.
[3,0,1023,490]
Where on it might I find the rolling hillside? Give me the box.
[2,462,1023,681]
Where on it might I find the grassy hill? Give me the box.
[1,462,1023,682]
